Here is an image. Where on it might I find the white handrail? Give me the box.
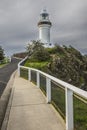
[19,65,87,99]
[18,56,28,66]
[18,56,28,76]
[18,57,87,130]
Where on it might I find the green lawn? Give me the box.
[25,60,49,70]
[0,58,10,68]
[0,63,8,68]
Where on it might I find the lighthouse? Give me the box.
[38,9,52,47]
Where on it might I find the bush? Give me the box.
[0,46,4,61]
[31,48,50,61]
[27,40,50,62]
[46,47,58,54]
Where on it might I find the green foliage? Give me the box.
[26,40,50,61]
[46,47,58,54]
[51,83,65,119]
[55,45,67,55]
[26,42,87,89]
[20,68,28,80]
[26,40,44,56]
[47,45,87,88]
[31,49,50,62]
[0,46,4,61]
[25,60,49,70]
[74,96,87,130]
[40,74,46,95]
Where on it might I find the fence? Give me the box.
[18,57,87,130]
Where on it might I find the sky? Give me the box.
[0,0,87,56]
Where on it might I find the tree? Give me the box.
[0,46,4,60]
[26,40,44,56]
[26,40,50,61]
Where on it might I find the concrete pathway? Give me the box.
[4,73,65,130]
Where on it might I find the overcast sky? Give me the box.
[0,0,87,56]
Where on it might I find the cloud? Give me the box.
[0,0,87,56]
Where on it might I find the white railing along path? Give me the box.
[18,57,87,130]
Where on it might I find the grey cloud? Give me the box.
[0,0,87,56]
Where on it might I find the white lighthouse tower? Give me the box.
[38,9,52,47]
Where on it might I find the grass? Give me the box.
[74,96,87,130]
[25,60,49,70]
[51,84,87,130]
[40,74,46,95]
[20,68,28,80]
[0,58,10,68]
[51,81,65,119]
[0,63,8,68]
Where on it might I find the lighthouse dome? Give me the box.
[40,9,49,20]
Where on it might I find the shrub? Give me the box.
[27,40,50,62]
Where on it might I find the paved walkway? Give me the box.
[3,72,65,130]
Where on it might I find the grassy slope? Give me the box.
[25,60,49,70]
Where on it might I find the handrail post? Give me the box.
[66,88,74,130]
[37,71,40,88]
[46,77,51,103]
[28,69,31,81]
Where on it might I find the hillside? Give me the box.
[47,46,87,90]
[25,42,87,90]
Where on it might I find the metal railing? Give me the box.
[18,57,87,130]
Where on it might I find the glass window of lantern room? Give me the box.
[42,14,48,19]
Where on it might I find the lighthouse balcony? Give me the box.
[38,21,52,26]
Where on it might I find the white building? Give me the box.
[38,9,52,47]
